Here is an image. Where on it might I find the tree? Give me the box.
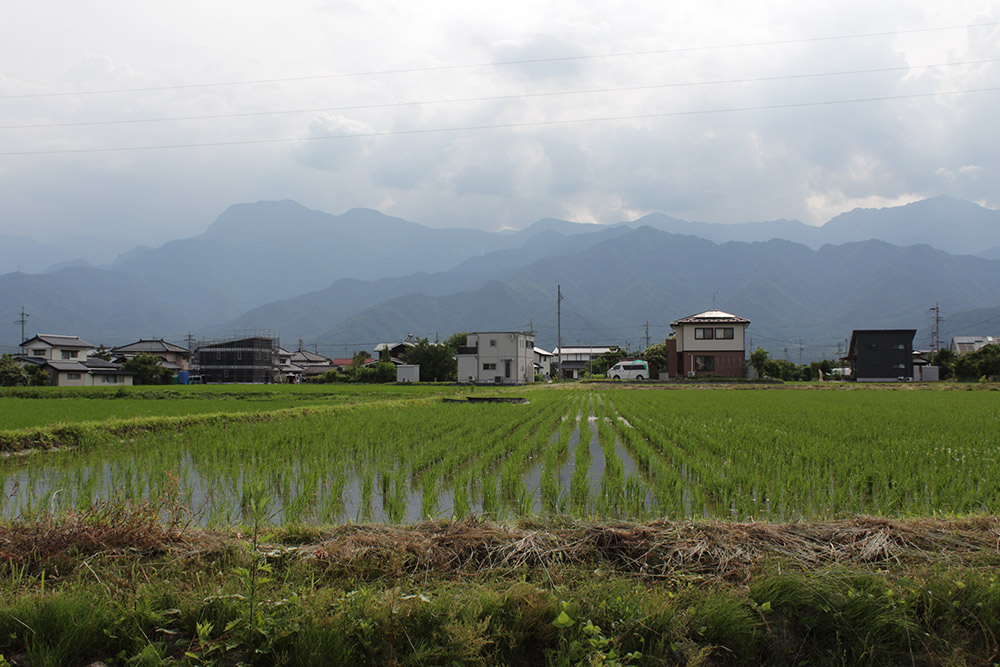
[92,345,113,361]
[749,347,769,379]
[25,363,49,386]
[403,338,457,382]
[640,342,671,378]
[444,332,468,349]
[587,346,627,377]
[124,354,174,385]
[953,344,1000,381]
[929,348,956,380]
[0,354,28,387]
[351,350,370,367]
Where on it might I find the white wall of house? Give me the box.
[54,370,89,386]
[676,324,747,352]
[458,332,535,384]
[26,344,92,361]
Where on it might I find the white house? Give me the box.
[533,347,554,379]
[550,345,616,379]
[21,334,95,362]
[457,332,535,384]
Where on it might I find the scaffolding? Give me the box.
[193,330,280,384]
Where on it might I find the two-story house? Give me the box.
[666,310,750,378]
[457,332,535,384]
[21,334,95,362]
[111,339,192,372]
[20,334,136,386]
[847,329,916,381]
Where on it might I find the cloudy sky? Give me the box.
[1,1,998,244]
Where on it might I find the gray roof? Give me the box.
[290,349,332,364]
[41,360,89,372]
[22,334,95,349]
[670,310,750,327]
[112,339,190,355]
[951,335,1000,355]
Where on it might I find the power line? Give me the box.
[4,21,996,100]
[4,85,997,157]
[5,58,996,131]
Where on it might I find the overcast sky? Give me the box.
[2,1,998,244]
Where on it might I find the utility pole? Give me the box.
[557,285,563,381]
[18,307,29,355]
[644,321,650,350]
[929,302,941,352]
[798,339,803,366]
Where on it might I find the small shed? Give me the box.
[396,364,419,383]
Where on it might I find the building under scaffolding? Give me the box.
[194,332,279,384]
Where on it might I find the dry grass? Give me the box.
[0,500,192,567]
[304,515,1000,579]
[5,513,998,580]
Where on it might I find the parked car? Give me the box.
[606,360,649,381]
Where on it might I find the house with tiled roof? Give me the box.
[20,334,95,363]
[666,310,751,378]
[19,333,139,385]
[950,335,1000,356]
[111,338,192,372]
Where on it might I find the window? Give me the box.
[483,363,497,370]
[61,350,78,359]
[67,373,82,380]
[29,349,45,358]
[694,356,715,372]
[489,339,496,347]
[715,327,734,340]
[694,328,714,340]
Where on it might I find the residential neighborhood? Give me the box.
[8,302,997,386]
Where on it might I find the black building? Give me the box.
[195,336,277,384]
[846,329,916,382]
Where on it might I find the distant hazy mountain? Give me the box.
[630,196,1000,256]
[4,196,1000,355]
[317,227,1000,359]
[200,224,632,341]
[0,267,190,346]
[109,201,538,308]
[0,233,139,276]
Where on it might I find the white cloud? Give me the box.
[0,0,998,241]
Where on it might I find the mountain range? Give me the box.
[2,196,999,361]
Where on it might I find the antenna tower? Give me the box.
[18,307,29,355]
[557,285,563,380]
[929,302,941,352]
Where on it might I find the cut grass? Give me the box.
[3,510,1000,665]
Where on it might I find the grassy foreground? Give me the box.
[3,504,1000,666]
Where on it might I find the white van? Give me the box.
[606,360,649,381]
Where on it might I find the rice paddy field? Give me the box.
[4,383,999,525]
[5,382,1000,665]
